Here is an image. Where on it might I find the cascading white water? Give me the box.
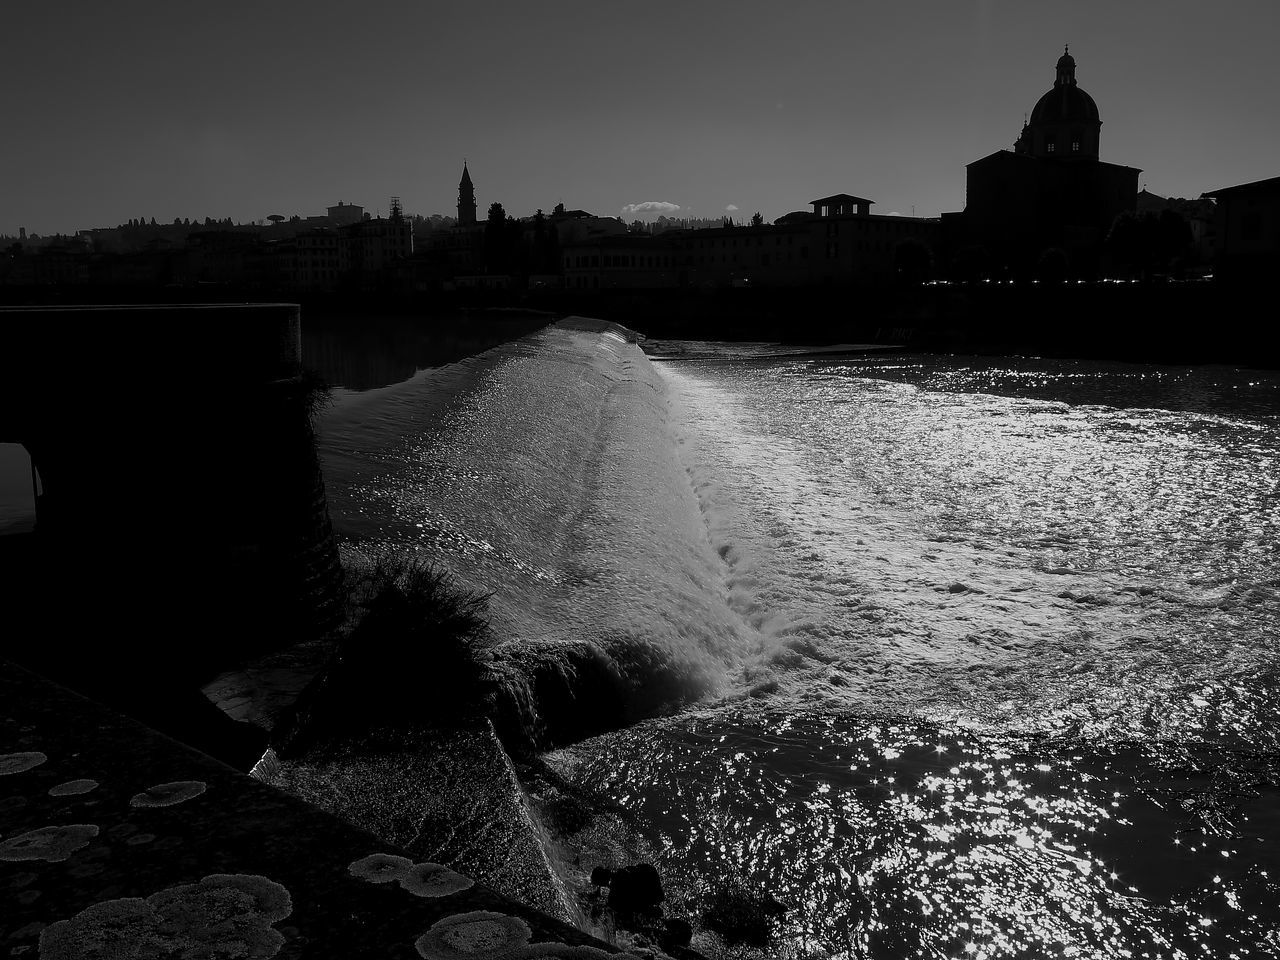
[317,318,755,741]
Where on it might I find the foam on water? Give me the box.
[656,356,1280,743]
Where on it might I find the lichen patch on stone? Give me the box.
[414,910,533,959]
[39,873,292,960]
[48,779,99,797]
[349,853,475,898]
[0,752,47,776]
[0,824,99,862]
[398,862,474,898]
[129,780,207,808]
[510,945,640,959]
[348,852,413,884]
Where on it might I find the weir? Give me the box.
[306,317,753,748]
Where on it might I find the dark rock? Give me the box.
[762,894,788,917]
[702,881,785,948]
[660,917,693,950]
[603,863,664,915]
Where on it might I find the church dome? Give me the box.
[1015,46,1103,160]
[1029,83,1099,125]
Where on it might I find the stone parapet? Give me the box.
[0,660,634,957]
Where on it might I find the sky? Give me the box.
[3,0,1278,236]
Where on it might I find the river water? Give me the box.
[311,320,1280,958]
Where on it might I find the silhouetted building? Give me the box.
[418,164,486,280]
[811,194,873,217]
[326,201,365,227]
[457,162,477,225]
[563,235,680,290]
[1136,189,1217,263]
[183,230,268,287]
[563,196,940,290]
[547,203,627,245]
[1013,48,1101,161]
[339,209,413,290]
[956,47,1141,277]
[1,237,91,286]
[276,228,344,291]
[1201,175,1280,281]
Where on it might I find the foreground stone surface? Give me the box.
[256,726,577,925]
[0,661,631,957]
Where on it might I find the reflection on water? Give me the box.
[557,711,1280,958]
[549,349,1280,958]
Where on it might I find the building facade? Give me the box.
[1202,175,1280,281]
[958,48,1141,276]
[562,198,940,291]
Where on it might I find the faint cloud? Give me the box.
[725,204,739,212]
[888,211,902,216]
[621,201,681,216]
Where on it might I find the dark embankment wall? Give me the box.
[0,304,341,761]
[539,282,1278,367]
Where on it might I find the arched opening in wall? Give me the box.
[0,443,39,535]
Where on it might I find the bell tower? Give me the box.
[457,161,477,225]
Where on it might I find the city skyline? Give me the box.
[3,0,1278,236]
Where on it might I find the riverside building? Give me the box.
[562,195,940,290]
[950,47,1142,276]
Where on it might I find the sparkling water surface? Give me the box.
[313,324,1280,958]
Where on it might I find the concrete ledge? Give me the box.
[0,661,632,957]
[0,303,302,398]
[255,726,577,925]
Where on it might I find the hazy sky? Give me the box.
[4,1,1278,235]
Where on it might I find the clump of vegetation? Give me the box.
[276,557,497,754]
[291,368,335,422]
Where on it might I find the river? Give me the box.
[305,319,1280,957]
[6,317,1269,957]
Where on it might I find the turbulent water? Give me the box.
[313,320,1280,959]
